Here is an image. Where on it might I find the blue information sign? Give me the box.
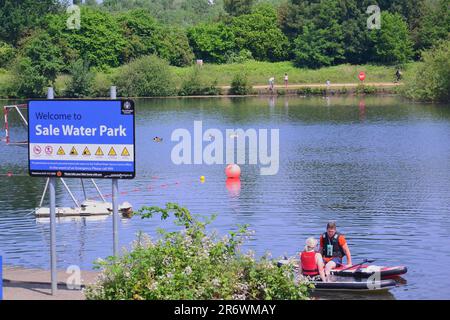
[28,100,135,179]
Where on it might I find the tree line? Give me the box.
[0,0,448,98]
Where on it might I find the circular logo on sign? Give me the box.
[45,146,53,155]
[124,101,132,110]
[57,171,62,177]
[33,146,42,155]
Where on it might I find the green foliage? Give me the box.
[225,49,253,64]
[189,4,288,63]
[293,22,345,69]
[102,0,225,26]
[229,72,252,95]
[85,203,310,300]
[179,66,220,96]
[90,71,115,98]
[117,9,194,67]
[404,40,450,102]
[416,0,450,51]
[224,0,255,17]
[0,0,62,45]
[188,22,236,63]
[46,7,128,69]
[355,84,378,94]
[230,7,289,62]
[65,59,94,98]
[115,55,176,97]
[152,28,194,67]
[10,57,49,98]
[292,0,345,68]
[368,12,414,65]
[19,31,64,84]
[0,41,15,68]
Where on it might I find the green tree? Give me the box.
[46,7,127,69]
[118,9,194,67]
[224,0,255,16]
[404,40,450,102]
[11,57,49,98]
[188,22,236,63]
[368,12,414,65]
[19,31,63,84]
[115,55,176,97]
[416,0,450,51]
[230,4,289,61]
[65,59,94,98]
[0,0,62,45]
[293,22,345,68]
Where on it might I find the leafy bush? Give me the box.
[65,59,94,98]
[85,203,310,300]
[179,66,220,96]
[10,56,49,98]
[0,41,15,68]
[229,72,252,95]
[115,55,176,97]
[403,40,450,102]
[355,84,378,94]
[297,87,326,95]
[225,50,253,64]
[90,71,114,98]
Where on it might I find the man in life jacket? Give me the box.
[299,237,327,282]
[319,221,352,277]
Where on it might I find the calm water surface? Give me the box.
[1,95,450,299]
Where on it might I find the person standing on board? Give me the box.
[319,221,352,277]
[284,73,289,89]
[299,237,327,282]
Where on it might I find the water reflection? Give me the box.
[1,96,450,299]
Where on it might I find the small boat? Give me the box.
[277,258,407,279]
[311,279,397,292]
[35,200,133,218]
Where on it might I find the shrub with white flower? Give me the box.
[85,203,310,300]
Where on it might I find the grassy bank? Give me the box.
[1,61,418,99]
[170,61,416,87]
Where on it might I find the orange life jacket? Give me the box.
[300,251,319,276]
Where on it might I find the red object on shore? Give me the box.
[358,71,366,82]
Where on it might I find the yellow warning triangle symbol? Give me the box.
[70,147,78,156]
[95,147,104,156]
[57,147,65,156]
[83,147,91,156]
[108,147,117,156]
[121,147,130,157]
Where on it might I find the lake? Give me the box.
[1,95,450,299]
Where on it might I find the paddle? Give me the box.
[339,258,375,272]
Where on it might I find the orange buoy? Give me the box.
[225,164,241,179]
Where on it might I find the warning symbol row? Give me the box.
[56,146,131,157]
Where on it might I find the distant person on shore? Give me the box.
[319,221,352,277]
[395,69,402,83]
[299,237,327,282]
[269,76,275,92]
[284,73,289,88]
